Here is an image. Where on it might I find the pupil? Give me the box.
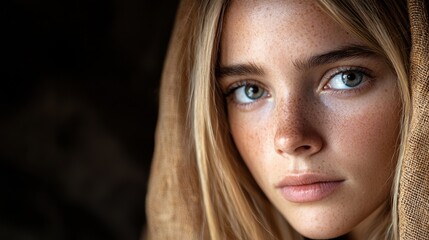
[346,73,356,80]
[342,71,362,87]
[245,85,261,99]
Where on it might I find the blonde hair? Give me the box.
[317,2,410,239]
[185,0,411,239]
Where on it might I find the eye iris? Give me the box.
[342,71,363,87]
[245,85,263,99]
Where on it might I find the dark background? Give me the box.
[1,0,179,239]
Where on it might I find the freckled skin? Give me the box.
[220,0,400,239]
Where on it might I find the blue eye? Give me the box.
[327,70,365,90]
[232,84,267,104]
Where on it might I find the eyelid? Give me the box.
[224,79,268,96]
[223,79,270,108]
[320,66,374,91]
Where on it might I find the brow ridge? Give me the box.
[216,62,265,79]
[217,44,377,80]
[293,44,378,71]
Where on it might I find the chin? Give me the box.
[300,232,344,240]
[292,223,349,240]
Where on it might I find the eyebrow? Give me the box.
[216,44,377,79]
[293,44,378,71]
[216,62,265,78]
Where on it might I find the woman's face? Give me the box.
[219,0,401,238]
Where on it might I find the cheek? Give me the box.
[333,94,401,184]
[228,108,274,177]
[229,116,263,157]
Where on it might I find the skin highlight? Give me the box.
[218,0,401,239]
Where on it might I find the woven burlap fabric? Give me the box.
[146,0,429,239]
[145,0,202,239]
[399,0,429,238]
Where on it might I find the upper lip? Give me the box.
[275,173,344,187]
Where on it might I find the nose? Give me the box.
[274,101,323,158]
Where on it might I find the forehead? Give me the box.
[220,0,361,66]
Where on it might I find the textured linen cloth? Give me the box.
[145,0,201,239]
[146,0,429,239]
[399,0,429,238]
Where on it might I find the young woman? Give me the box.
[146,0,429,239]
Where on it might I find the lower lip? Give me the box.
[280,181,343,203]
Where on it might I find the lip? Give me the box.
[276,173,344,203]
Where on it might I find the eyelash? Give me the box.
[223,66,375,107]
[322,66,375,96]
[224,80,269,108]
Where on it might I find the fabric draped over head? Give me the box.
[145,0,202,239]
[145,0,429,239]
[399,0,429,239]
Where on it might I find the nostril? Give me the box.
[274,133,323,156]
